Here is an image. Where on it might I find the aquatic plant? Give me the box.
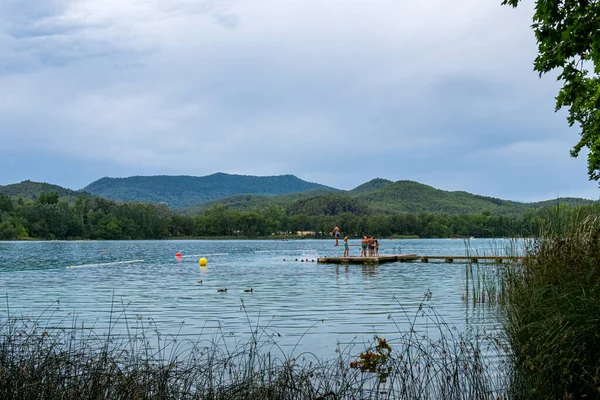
[460,238,525,306]
[502,206,600,399]
[0,293,507,399]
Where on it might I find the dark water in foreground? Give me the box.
[0,238,514,357]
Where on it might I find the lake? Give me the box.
[0,238,513,358]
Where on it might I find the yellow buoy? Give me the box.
[199,257,208,266]
[70,266,74,269]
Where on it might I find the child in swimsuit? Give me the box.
[343,235,349,257]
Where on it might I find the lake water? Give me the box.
[0,238,514,358]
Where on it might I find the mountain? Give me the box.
[351,181,524,214]
[352,181,596,215]
[286,194,370,216]
[198,179,596,216]
[528,198,596,208]
[3,175,594,217]
[347,178,393,195]
[83,173,338,208]
[0,180,87,200]
[183,189,337,214]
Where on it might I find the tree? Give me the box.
[0,195,14,213]
[503,0,600,180]
[262,204,285,234]
[0,218,27,240]
[37,192,60,205]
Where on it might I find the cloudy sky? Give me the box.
[0,0,598,202]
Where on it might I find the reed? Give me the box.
[461,239,524,306]
[502,204,600,399]
[0,294,507,399]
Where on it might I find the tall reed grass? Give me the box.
[1,294,507,399]
[461,239,525,306]
[502,204,600,399]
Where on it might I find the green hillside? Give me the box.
[183,189,337,214]
[347,178,515,214]
[197,178,596,216]
[528,197,597,208]
[0,180,87,200]
[286,194,370,216]
[194,180,530,216]
[347,178,393,195]
[352,181,596,215]
[3,175,594,217]
[351,181,520,214]
[83,173,338,208]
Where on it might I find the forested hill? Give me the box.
[352,180,525,214]
[2,176,595,216]
[183,189,337,214]
[351,180,596,214]
[83,173,338,208]
[347,178,393,194]
[0,180,87,200]
[195,179,596,216]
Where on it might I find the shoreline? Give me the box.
[2,234,424,242]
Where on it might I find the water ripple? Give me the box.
[0,239,514,357]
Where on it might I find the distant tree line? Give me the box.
[0,192,578,240]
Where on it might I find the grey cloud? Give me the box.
[213,13,240,30]
[6,23,83,39]
[0,0,597,202]
[0,0,68,25]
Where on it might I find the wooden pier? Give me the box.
[317,254,528,265]
[317,254,419,264]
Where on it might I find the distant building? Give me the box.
[296,230,316,236]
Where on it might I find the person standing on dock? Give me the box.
[332,225,340,246]
[343,235,349,257]
[368,236,375,256]
[361,235,368,257]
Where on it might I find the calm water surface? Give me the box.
[0,239,514,357]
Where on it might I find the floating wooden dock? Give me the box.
[317,254,419,264]
[317,254,529,265]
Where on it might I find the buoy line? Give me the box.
[66,252,229,270]
[67,259,145,269]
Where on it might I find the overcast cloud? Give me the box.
[0,0,598,202]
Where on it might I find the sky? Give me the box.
[0,0,598,202]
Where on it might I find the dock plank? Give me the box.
[317,254,419,265]
[317,254,528,265]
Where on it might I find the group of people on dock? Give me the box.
[332,225,379,258]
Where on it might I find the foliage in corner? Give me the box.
[502,0,600,181]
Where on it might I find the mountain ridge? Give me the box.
[190,178,596,216]
[0,180,89,200]
[83,173,338,208]
[0,175,595,216]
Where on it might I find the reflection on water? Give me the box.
[0,239,518,357]
[361,264,378,278]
